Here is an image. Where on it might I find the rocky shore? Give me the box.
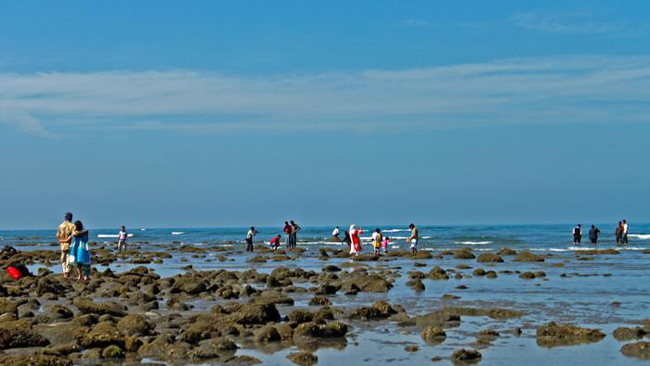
[0,243,648,365]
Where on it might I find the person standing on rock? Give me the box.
[246,226,258,252]
[117,226,128,252]
[56,212,75,279]
[290,220,301,249]
[589,225,600,245]
[572,224,582,245]
[407,223,419,254]
[283,221,292,247]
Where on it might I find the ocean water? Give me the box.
[2,223,648,253]
[2,224,650,366]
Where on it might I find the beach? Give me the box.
[0,224,649,366]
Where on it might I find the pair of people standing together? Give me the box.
[283,221,301,249]
[56,212,91,282]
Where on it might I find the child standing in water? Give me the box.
[382,236,390,255]
[118,226,128,252]
[372,228,383,258]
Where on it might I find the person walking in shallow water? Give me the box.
[56,212,75,278]
[615,221,623,245]
[289,220,301,249]
[589,225,600,245]
[622,219,629,244]
[283,221,292,248]
[246,226,258,252]
[573,224,582,244]
[407,223,418,254]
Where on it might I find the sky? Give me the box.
[0,0,649,229]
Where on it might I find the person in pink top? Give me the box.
[349,224,363,256]
[382,236,390,255]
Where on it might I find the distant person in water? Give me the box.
[407,223,418,254]
[349,225,363,255]
[118,226,128,252]
[246,227,258,252]
[269,235,281,250]
[589,225,600,245]
[382,236,390,255]
[68,220,91,283]
[332,226,340,239]
[573,224,582,244]
[615,221,623,245]
[56,212,75,278]
[289,220,301,249]
[622,219,629,244]
[372,228,383,257]
[283,221,292,247]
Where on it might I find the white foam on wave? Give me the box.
[421,236,432,239]
[383,229,409,233]
[97,234,134,238]
[454,241,492,245]
[629,234,650,240]
[171,232,185,235]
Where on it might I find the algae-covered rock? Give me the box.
[536,322,605,347]
[288,351,319,366]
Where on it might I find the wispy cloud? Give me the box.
[1,55,650,136]
[512,12,624,34]
[403,19,429,27]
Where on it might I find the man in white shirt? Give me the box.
[332,226,340,239]
[622,220,629,244]
[246,226,258,252]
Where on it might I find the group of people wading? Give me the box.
[572,220,630,245]
[341,223,419,257]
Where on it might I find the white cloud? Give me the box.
[1,55,650,136]
[512,12,624,34]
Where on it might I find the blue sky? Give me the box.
[0,1,649,229]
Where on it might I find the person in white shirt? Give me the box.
[332,226,340,239]
[622,219,629,244]
[246,227,258,252]
[117,226,128,252]
[573,224,582,244]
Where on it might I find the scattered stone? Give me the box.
[536,322,606,347]
[287,351,318,366]
[421,326,446,344]
[451,349,482,364]
[613,327,648,341]
[621,341,650,359]
[477,253,503,263]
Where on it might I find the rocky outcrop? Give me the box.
[536,322,606,347]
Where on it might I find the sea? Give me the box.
[1,223,648,253]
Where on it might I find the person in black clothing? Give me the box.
[573,224,582,244]
[589,225,600,245]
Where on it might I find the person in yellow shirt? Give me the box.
[372,228,383,258]
[56,212,75,278]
